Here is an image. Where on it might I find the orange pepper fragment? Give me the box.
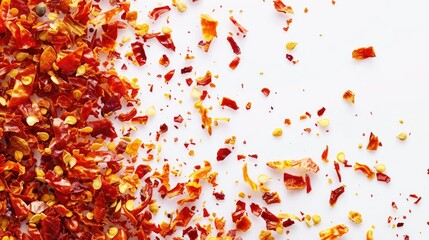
[200,14,218,41]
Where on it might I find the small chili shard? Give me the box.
[352,46,376,60]
[376,172,391,183]
[319,224,349,240]
[348,211,363,224]
[354,162,375,179]
[220,97,239,110]
[227,36,241,55]
[283,173,306,190]
[229,16,248,34]
[261,88,271,96]
[229,56,241,70]
[149,5,171,20]
[217,148,232,161]
[321,145,329,162]
[201,14,218,41]
[330,186,345,207]
[366,132,380,151]
[273,0,294,14]
[343,90,355,104]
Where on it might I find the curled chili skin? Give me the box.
[329,186,345,206]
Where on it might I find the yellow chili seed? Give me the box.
[286,42,298,50]
[312,215,321,225]
[396,132,408,141]
[26,116,39,126]
[272,128,283,137]
[107,227,119,238]
[64,116,77,125]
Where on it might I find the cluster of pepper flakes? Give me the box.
[0,0,417,239]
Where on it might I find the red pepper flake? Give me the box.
[229,16,248,34]
[164,69,176,83]
[352,46,376,60]
[250,203,263,217]
[186,78,193,86]
[229,56,241,70]
[213,191,225,200]
[284,173,306,190]
[286,53,294,61]
[317,107,326,116]
[196,71,212,86]
[334,161,342,182]
[284,118,292,125]
[261,209,282,231]
[283,18,293,32]
[248,154,259,159]
[159,54,170,67]
[262,192,281,204]
[409,194,422,204]
[283,219,295,228]
[220,97,239,110]
[131,41,147,66]
[156,34,176,51]
[397,222,404,227]
[261,88,271,97]
[354,162,375,179]
[227,36,241,55]
[174,115,184,123]
[376,172,391,183]
[232,201,252,232]
[366,132,381,151]
[273,0,294,14]
[148,5,171,20]
[329,185,345,207]
[321,145,329,162]
[217,148,232,161]
[305,174,312,193]
[392,201,398,210]
[181,66,193,74]
[246,102,252,110]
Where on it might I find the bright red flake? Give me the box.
[220,97,239,110]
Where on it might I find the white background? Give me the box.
[115,0,429,239]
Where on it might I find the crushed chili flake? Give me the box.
[181,66,193,74]
[229,56,241,70]
[149,5,171,20]
[201,14,218,41]
[261,88,271,97]
[330,186,345,207]
[321,145,329,162]
[354,162,375,179]
[317,107,326,116]
[227,36,241,55]
[196,71,212,86]
[376,172,391,183]
[262,192,281,204]
[352,46,376,60]
[343,89,355,104]
[284,173,306,190]
[319,224,349,240]
[273,0,294,14]
[221,97,239,110]
[217,148,232,161]
[366,132,381,151]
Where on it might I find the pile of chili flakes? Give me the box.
[0,0,418,239]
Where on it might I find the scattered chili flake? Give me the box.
[213,191,225,200]
[286,53,294,61]
[149,5,171,20]
[159,54,170,67]
[376,172,391,183]
[131,41,147,66]
[229,16,248,34]
[164,69,176,83]
[156,34,176,51]
[305,174,312,193]
[181,66,193,74]
[330,186,345,207]
[261,88,271,97]
[243,163,258,192]
[220,97,239,110]
[284,173,306,190]
[397,222,404,227]
[217,148,232,161]
[273,0,294,14]
[334,161,342,182]
[321,145,329,162]
[343,89,355,104]
[196,71,212,86]
[227,36,241,55]
[229,56,241,70]
[348,211,363,224]
[201,14,218,41]
[284,118,292,125]
[317,107,326,116]
[352,46,376,60]
[366,132,380,151]
[262,192,281,204]
[319,224,349,240]
[354,162,375,179]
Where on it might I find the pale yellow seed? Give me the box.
[238,192,246,198]
[14,150,23,162]
[76,65,86,76]
[79,127,93,133]
[162,26,172,34]
[191,87,202,99]
[146,105,156,117]
[7,69,18,78]
[312,215,321,225]
[119,183,128,194]
[90,143,103,151]
[399,119,404,124]
[304,214,312,227]
[54,166,63,176]
[149,203,159,215]
[26,116,39,126]
[64,116,77,125]
[40,108,48,115]
[44,148,52,155]
[72,90,82,100]
[276,225,284,234]
[41,194,50,202]
[336,152,346,163]
[0,97,5,107]
[286,42,298,51]
[93,175,102,190]
[176,0,187,12]
[35,168,45,179]
[107,227,119,238]
[257,174,271,184]
[272,128,283,137]
[21,76,33,85]
[125,200,134,211]
[114,200,122,213]
[50,75,60,85]
[69,157,77,168]
[0,219,9,229]
[39,31,49,41]
[317,118,330,127]
[37,132,50,141]
[107,142,116,151]
[29,214,42,224]
[16,52,29,61]
[9,8,19,17]
[374,163,386,173]
[47,12,59,21]
[397,132,407,141]
[122,36,131,43]
[86,212,94,220]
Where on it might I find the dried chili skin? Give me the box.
[329,186,345,206]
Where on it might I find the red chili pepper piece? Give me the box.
[227,36,241,55]
[329,185,345,206]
